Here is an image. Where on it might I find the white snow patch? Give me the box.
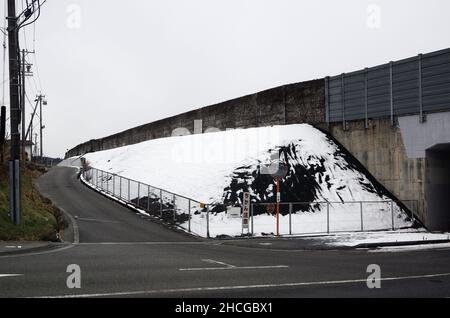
[79,124,416,238]
[321,229,450,247]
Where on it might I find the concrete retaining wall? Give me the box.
[65,79,325,158]
[327,118,427,222]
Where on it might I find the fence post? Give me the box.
[251,204,254,236]
[160,189,163,217]
[101,170,104,190]
[147,186,151,212]
[327,202,330,234]
[119,176,122,199]
[106,172,109,193]
[391,201,395,230]
[188,200,191,233]
[128,179,130,203]
[289,203,292,235]
[173,194,176,222]
[137,182,141,207]
[360,201,364,231]
[113,173,116,197]
[206,205,210,239]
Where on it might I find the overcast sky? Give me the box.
[1,0,450,157]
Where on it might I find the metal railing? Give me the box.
[249,201,418,236]
[81,167,419,238]
[81,167,212,238]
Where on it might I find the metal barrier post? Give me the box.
[106,172,109,193]
[128,179,130,202]
[147,186,151,212]
[391,201,395,230]
[112,174,115,196]
[173,194,176,222]
[251,204,254,236]
[207,205,210,239]
[360,201,364,231]
[160,189,163,217]
[137,182,141,207]
[289,203,292,235]
[327,202,330,234]
[119,176,122,199]
[188,199,191,233]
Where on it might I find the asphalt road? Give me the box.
[0,167,449,298]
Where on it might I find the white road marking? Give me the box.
[202,259,235,268]
[0,244,75,259]
[35,272,450,298]
[179,265,289,271]
[76,217,123,224]
[0,274,23,278]
[179,258,289,271]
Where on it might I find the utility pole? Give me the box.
[34,133,38,157]
[7,0,21,225]
[38,94,44,163]
[29,112,33,161]
[21,49,26,161]
[0,106,5,163]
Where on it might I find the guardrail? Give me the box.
[81,167,419,238]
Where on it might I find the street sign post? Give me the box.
[242,192,250,234]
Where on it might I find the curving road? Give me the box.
[0,167,449,298]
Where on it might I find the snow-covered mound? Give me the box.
[81,124,417,237]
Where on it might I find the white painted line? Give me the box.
[76,217,123,224]
[0,274,23,278]
[202,259,235,268]
[0,244,75,259]
[179,258,288,271]
[179,265,289,271]
[35,272,450,298]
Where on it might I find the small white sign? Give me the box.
[227,207,241,219]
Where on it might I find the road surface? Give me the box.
[0,167,449,298]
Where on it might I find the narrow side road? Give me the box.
[36,167,199,243]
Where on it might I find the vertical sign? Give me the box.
[242,192,250,233]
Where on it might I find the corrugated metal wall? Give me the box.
[325,48,450,126]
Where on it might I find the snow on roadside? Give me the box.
[318,229,450,247]
[369,242,450,252]
[77,124,417,238]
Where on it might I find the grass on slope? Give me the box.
[0,161,67,241]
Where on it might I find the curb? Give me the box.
[0,242,64,257]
